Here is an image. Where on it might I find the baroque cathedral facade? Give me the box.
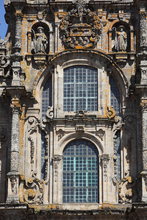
[0,0,147,219]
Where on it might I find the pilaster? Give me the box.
[140,100,147,202]
[5,87,25,203]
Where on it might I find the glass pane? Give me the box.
[64,66,98,111]
[42,77,52,118]
[63,139,99,203]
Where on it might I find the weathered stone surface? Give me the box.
[0,0,147,218]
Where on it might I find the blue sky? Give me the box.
[0,0,7,39]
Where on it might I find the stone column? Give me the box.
[50,31,54,54]
[14,11,23,50]
[108,30,112,52]
[55,23,59,53]
[7,93,22,203]
[11,9,23,86]
[52,155,62,204]
[139,9,147,85]
[130,26,135,52]
[27,31,32,53]
[140,10,147,53]
[141,100,147,202]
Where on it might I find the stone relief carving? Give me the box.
[10,176,17,194]
[113,116,122,181]
[142,174,147,191]
[46,106,54,119]
[100,154,110,182]
[56,129,65,141]
[0,56,10,79]
[37,10,47,21]
[26,116,39,172]
[20,175,44,204]
[119,176,133,203]
[140,11,147,48]
[140,100,147,112]
[52,155,62,183]
[96,129,105,141]
[59,0,102,49]
[32,26,48,54]
[113,116,123,133]
[40,131,48,180]
[106,106,116,119]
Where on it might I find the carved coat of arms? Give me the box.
[59,0,102,49]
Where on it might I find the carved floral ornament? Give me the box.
[20,175,44,204]
[118,176,134,203]
[59,0,102,49]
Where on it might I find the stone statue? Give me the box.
[113,26,127,51]
[33,26,48,54]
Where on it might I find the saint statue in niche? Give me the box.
[32,26,48,54]
[113,26,127,52]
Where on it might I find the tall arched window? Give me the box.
[110,77,121,115]
[42,77,52,118]
[64,66,98,112]
[63,139,99,203]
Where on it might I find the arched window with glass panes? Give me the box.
[63,139,99,203]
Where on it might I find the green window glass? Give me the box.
[63,139,99,203]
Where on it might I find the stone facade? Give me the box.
[0,0,147,219]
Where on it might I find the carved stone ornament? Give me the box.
[106,106,116,119]
[53,155,62,183]
[140,100,147,112]
[113,116,123,133]
[26,116,39,172]
[118,176,133,203]
[10,176,17,194]
[59,0,102,49]
[46,106,54,119]
[20,176,44,204]
[0,56,10,78]
[100,154,110,182]
[142,174,147,191]
[140,11,147,48]
[96,129,105,141]
[56,129,65,141]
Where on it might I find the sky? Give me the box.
[0,0,7,39]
